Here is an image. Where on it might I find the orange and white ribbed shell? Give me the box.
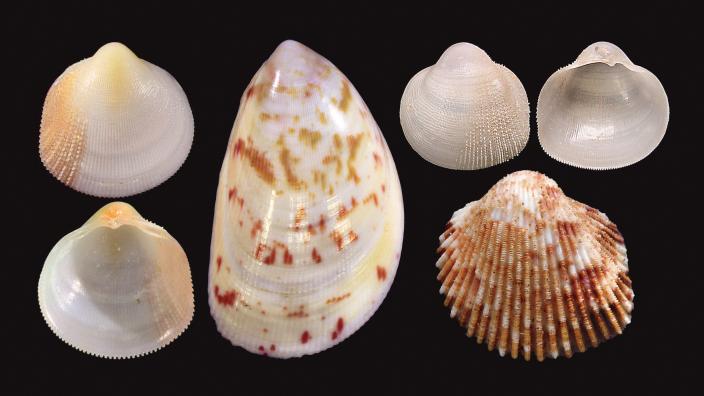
[437,170,632,361]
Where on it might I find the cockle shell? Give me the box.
[400,43,530,170]
[537,42,669,169]
[39,42,194,197]
[437,171,633,361]
[209,40,404,358]
[38,202,194,358]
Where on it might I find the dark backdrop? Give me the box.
[5,2,697,394]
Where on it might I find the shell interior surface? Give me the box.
[537,41,669,169]
[38,202,194,358]
[437,171,633,361]
[209,40,404,358]
[39,42,194,197]
[400,43,530,170]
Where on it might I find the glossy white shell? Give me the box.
[39,42,194,197]
[38,202,194,358]
[537,42,669,169]
[400,43,530,170]
[209,40,404,358]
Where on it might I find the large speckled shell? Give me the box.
[39,42,194,197]
[437,171,633,361]
[400,43,530,170]
[38,202,194,358]
[209,40,404,358]
[537,42,669,170]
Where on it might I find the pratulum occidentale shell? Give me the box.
[38,202,194,358]
[437,171,633,361]
[39,42,194,197]
[209,40,404,358]
[537,41,669,170]
[400,43,530,170]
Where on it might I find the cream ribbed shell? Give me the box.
[39,42,193,197]
[400,43,529,170]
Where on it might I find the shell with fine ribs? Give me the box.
[437,171,633,361]
[38,202,194,358]
[400,42,530,170]
[209,40,404,358]
[39,42,194,197]
[537,41,669,169]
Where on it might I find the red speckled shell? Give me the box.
[209,41,404,358]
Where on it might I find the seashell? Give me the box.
[38,202,194,358]
[39,42,194,197]
[209,40,404,358]
[437,171,633,361]
[399,43,530,170]
[537,41,669,169]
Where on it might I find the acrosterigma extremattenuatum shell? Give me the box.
[39,42,194,197]
[400,43,529,170]
[537,41,669,170]
[209,40,404,358]
[437,171,633,361]
[38,202,194,358]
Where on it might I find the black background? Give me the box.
[4,2,697,394]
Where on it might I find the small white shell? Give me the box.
[209,40,404,358]
[39,42,194,197]
[537,42,669,169]
[400,43,530,170]
[38,202,194,358]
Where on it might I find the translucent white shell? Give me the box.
[38,202,194,358]
[537,42,669,169]
[400,43,530,170]
[209,40,404,358]
[437,171,633,361]
[39,42,194,197]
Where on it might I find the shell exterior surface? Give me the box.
[400,43,530,170]
[209,40,404,358]
[39,42,194,197]
[38,202,194,358]
[537,41,669,170]
[437,171,633,361]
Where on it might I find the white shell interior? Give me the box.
[38,202,194,358]
[400,42,530,170]
[537,42,669,169]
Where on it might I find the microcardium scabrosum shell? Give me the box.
[437,171,633,361]
[39,42,194,197]
[400,43,530,170]
[38,202,194,358]
[209,40,404,358]
[537,41,669,170]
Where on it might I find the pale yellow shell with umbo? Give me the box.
[209,41,404,358]
[437,171,632,361]
[39,42,193,197]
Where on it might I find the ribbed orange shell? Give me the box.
[437,171,633,361]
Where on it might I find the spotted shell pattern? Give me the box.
[209,40,404,358]
[437,171,633,361]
